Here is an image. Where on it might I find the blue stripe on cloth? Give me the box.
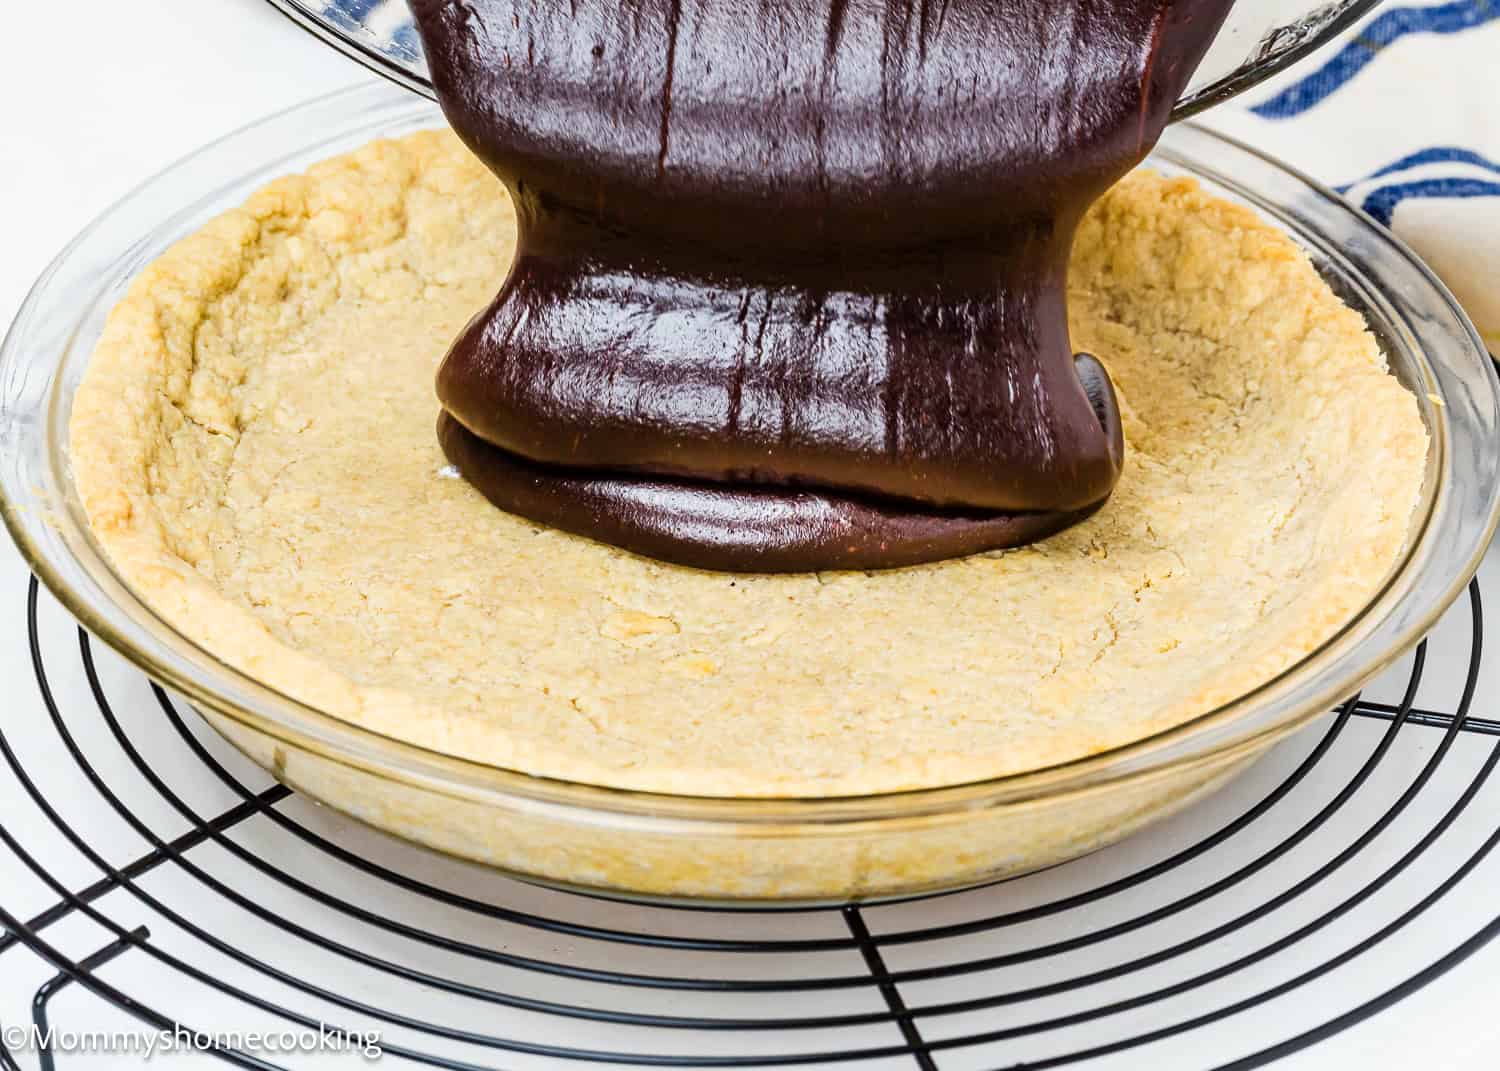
[1251,0,1500,119]
[1361,176,1500,225]
[1362,146,1500,181]
[1335,146,1500,192]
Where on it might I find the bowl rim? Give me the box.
[3,80,1496,826]
[257,0,1384,123]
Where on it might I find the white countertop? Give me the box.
[3,4,1499,1069]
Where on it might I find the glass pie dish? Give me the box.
[2,81,1497,903]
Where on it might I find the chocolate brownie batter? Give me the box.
[410,0,1234,571]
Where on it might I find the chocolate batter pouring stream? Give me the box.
[409,0,1236,571]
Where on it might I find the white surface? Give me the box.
[2,3,1500,1070]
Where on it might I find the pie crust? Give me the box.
[70,130,1429,797]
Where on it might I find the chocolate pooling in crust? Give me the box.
[410,0,1233,571]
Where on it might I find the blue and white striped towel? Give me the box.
[1204,0,1500,351]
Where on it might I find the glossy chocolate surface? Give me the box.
[410,0,1233,570]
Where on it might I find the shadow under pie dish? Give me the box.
[5,84,1498,901]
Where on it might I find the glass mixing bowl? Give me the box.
[262,0,1381,120]
[2,81,1496,903]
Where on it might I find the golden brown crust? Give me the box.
[71,129,1428,797]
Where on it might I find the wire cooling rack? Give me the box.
[2,568,1499,1070]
